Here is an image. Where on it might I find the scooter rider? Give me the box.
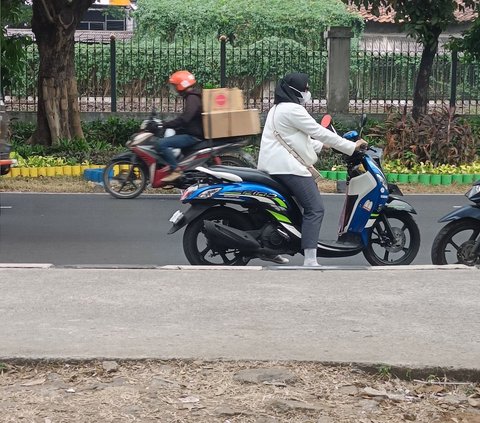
[155,70,204,182]
[257,72,368,267]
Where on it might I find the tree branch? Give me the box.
[59,10,74,29]
[39,0,55,24]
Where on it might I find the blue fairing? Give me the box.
[343,130,358,140]
[354,155,389,245]
[185,181,295,212]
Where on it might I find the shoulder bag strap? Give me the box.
[271,105,323,181]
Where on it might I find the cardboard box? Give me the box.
[202,88,244,112]
[203,109,261,139]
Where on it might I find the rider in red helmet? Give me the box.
[156,70,204,182]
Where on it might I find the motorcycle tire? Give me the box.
[363,210,420,266]
[103,160,148,199]
[431,218,480,266]
[217,155,254,168]
[183,207,252,266]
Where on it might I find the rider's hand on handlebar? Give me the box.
[354,139,368,151]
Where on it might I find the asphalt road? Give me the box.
[0,192,468,266]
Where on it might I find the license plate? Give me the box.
[169,210,184,225]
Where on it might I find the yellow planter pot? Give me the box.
[63,165,73,176]
[10,168,20,177]
[20,167,30,177]
[72,165,81,176]
[38,167,47,177]
[46,167,56,177]
[55,166,63,176]
[29,168,39,178]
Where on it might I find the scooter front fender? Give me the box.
[384,196,417,214]
[438,204,480,223]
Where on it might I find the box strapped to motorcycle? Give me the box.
[202,88,261,140]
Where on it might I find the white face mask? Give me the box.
[289,85,311,105]
[299,90,311,105]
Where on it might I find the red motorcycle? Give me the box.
[0,143,15,176]
[103,115,255,199]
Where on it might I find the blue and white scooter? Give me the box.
[169,115,420,266]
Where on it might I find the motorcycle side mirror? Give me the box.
[358,113,367,137]
[320,114,337,134]
[360,113,367,127]
[320,114,332,128]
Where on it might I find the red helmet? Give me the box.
[169,70,196,91]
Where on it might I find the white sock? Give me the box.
[303,248,321,267]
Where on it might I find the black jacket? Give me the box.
[163,89,204,139]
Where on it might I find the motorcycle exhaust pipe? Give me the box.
[203,221,261,251]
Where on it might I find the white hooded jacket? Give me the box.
[257,102,356,177]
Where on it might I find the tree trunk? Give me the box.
[30,0,93,146]
[412,36,440,121]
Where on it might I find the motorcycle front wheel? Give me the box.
[431,218,480,266]
[103,160,147,199]
[363,210,420,265]
[183,208,252,266]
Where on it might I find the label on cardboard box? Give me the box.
[202,88,244,112]
[203,109,261,139]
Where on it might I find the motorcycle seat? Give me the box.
[209,165,292,198]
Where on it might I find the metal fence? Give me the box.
[350,39,480,114]
[4,33,480,115]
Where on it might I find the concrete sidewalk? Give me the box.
[1,264,479,372]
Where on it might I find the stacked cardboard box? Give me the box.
[202,88,261,139]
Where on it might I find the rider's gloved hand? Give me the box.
[355,139,368,151]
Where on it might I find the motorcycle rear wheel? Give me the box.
[103,160,147,199]
[363,210,420,265]
[431,218,480,266]
[216,155,254,168]
[183,208,252,266]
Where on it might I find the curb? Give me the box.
[0,263,477,271]
[0,357,479,383]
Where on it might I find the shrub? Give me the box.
[134,0,362,47]
[82,117,140,146]
[9,118,134,165]
[371,107,478,168]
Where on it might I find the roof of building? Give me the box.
[347,1,478,23]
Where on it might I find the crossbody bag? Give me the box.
[271,105,323,190]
